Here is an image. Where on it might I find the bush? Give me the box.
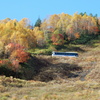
[0,43,33,79]
[0,63,21,77]
[33,48,52,55]
[72,33,99,44]
[0,59,35,79]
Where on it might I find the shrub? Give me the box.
[0,43,32,79]
[10,49,30,63]
[33,49,52,55]
[72,33,99,44]
[0,59,21,77]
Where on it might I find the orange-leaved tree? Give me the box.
[10,49,30,63]
[5,43,30,71]
[51,29,64,45]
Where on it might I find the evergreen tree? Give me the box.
[34,18,41,27]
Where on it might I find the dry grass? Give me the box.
[0,76,100,100]
[33,43,100,82]
[0,43,100,100]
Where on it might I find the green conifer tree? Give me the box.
[34,18,42,27]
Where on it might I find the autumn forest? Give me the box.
[0,12,100,78]
[0,12,100,48]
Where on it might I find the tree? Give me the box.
[34,18,42,27]
[19,18,30,28]
[33,27,44,46]
[51,29,64,45]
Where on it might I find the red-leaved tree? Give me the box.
[51,34,64,45]
[4,43,30,71]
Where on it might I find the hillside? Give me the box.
[32,43,100,82]
[0,43,100,100]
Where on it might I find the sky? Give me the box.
[0,0,100,25]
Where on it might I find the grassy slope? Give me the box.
[0,43,100,100]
